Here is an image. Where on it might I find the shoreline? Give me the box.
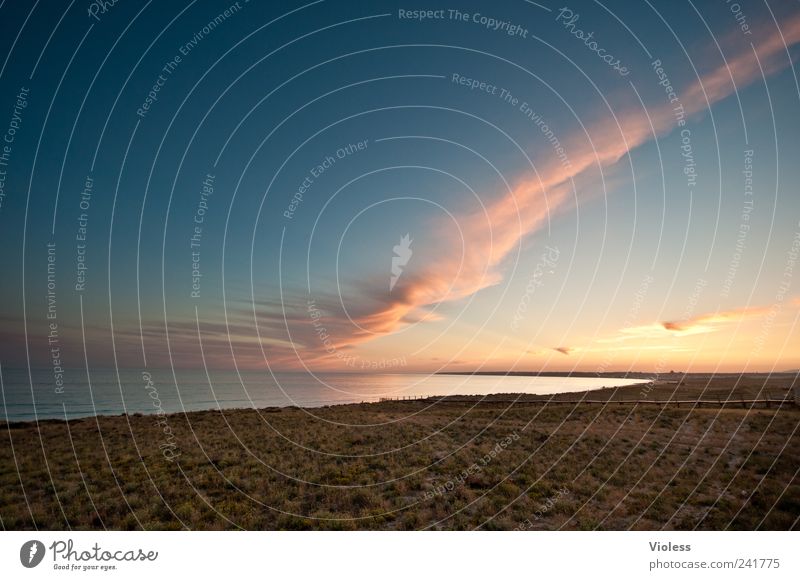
[3,374,795,427]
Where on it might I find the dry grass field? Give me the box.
[1,376,798,530]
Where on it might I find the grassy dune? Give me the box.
[1,376,798,530]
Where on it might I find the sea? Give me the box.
[0,368,645,422]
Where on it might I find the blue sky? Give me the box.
[0,0,798,373]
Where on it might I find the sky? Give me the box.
[0,0,799,375]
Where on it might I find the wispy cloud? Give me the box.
[661,304,774,333]
[314,15,800,359]
[600,300,798,345]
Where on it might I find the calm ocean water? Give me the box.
[0,368,645,422]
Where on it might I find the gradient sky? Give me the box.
[0,0,799,374]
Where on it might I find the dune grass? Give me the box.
[1,380,798,530]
